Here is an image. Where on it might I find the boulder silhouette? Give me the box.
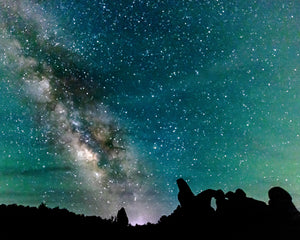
[268,186,300,223]
[177,178,194,208]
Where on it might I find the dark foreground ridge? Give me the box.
[1,179,300,238]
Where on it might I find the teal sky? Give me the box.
[1,0,300,224]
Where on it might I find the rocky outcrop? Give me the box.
[268,186,300,224]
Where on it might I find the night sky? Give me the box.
[1,0,300,224]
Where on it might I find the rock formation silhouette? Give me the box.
[157,179,300,237]
[1,179,300,237]
[268,186,300,225]
[116,207,129,227]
